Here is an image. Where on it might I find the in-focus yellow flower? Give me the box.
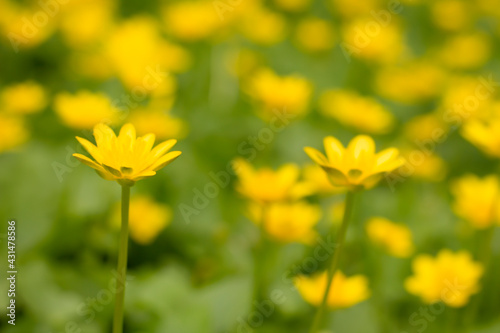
[450,174,500,229]
[247,68,312,118]
[295,18,335,53]
[405,250,483,307]
[112,195,172,244]
[0,114,29,153]
[462,116,500,158]
[73,123,181,186]
[233,159,306,203]
[305,135,405,190]
[54,91,119,130]
[295,271,370,309]
[249,201,321,244]
[375,62,446,104]
[128,108,187,141]
[438,33,491,70]
[319,90,394,134]
[163,1,223,41]
[239,7,287,45]
[1,81,47,114]
[366,217,414,258]
[431,0,472,31]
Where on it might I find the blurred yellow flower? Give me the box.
[305,135,405,190]
[375,62,446,104]
[54,91,119,130]
[438,33,491,70]
[0,114,29,153]
[304,136,405,191]
[431,0,472,31]
[366,217,414,258]
[250,201,321,244]
[128,108,187,140]
[405,250,483,307]
[163,1,223,41]
[462,117,500,158]
[302,164,345,195]
[112,195,172,245]
[295,18,335,53]
[401,151,448,182]
[319,89,394,134]
[295,271,370,309]
[247,68,312,117]
[1,81,47,114]
[239,7,287,45]
[451,174,500,229]
[403,113,448,142]
[59,0,115,48]
[73,123,181,186]
[233,159,306,203]
[341,20,405,64]
[106,17,190,88]
[273,0,311,12]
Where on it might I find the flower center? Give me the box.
[347,169,363,180]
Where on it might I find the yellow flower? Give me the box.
[0,114,29,153]
[128,108,187,141]
[1,81,47,114]
[249,201,321,243]
[405,250,483,307]
[319,90,394,134]
[239,7,287,45]
[112,195,172,245]
[302,164,345,195]
[431,0,472,31]
[73,123,181,186]
[54,91,119,130]
[59,0,114,48]
[341,20,405,64]
[401,151,447,182]
[403,113,448,142]
[375,61,446,104]
[462,117,500,158]
[330,0,382,18]
[106,17,190,88]
[295,18,335,53]
[450,174,500,229]
[163,1,223,41]
[438,33,491,70]
[305,135,405,190]
[233,159,305,203]
[295,271,370,309]
[247,68,312,118]
[366,217,414,258]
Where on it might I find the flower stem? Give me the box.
[253,203,269,306]
[113,185,130,333]
[308,191,357,333]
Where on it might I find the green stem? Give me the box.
[113,185,130,333]
[253,203,269,306]
[308,191,357,333]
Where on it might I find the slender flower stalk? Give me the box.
[308,191,357,333]
[113,185,130,333]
